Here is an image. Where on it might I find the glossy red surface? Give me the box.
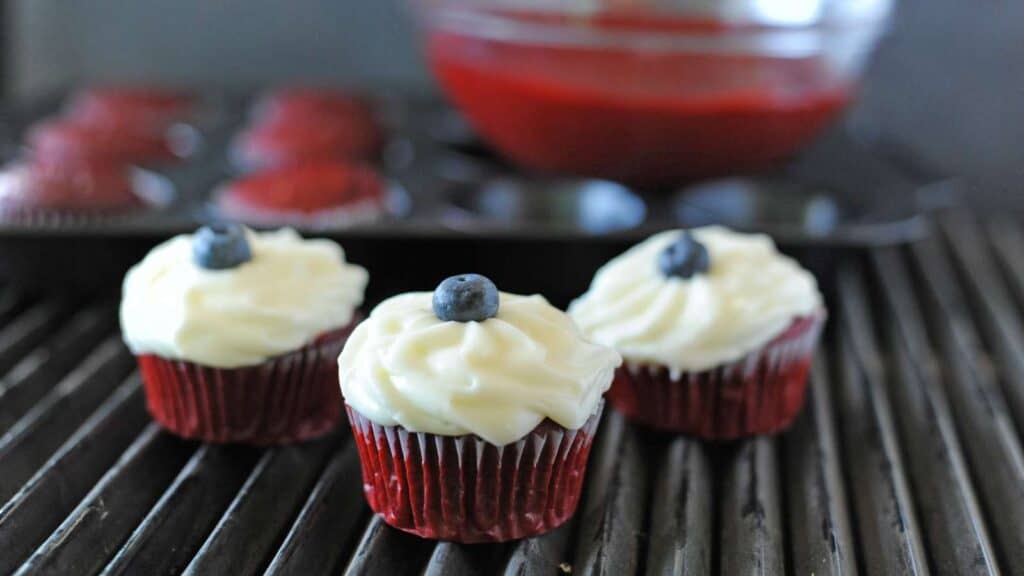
[232,113,383,171]
[66,87,194,128]
[429,31,850,187]
[218,161,385,214]
[253,87,375,125]
[27,117,178,166]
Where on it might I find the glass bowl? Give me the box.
[413,0,892,188]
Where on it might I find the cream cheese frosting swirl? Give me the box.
[568,226,823,374]
[339,291,621,446]
[120,227,368,368]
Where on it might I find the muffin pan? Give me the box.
[0,90,936,294]
[0,214,1019,574]
[0,92,931,241]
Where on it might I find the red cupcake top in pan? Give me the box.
[0,156,143,213]
[251,87,375,125]
[26,117,181,167]
[65,86,195,129]
[231,113,384,171]
[217,161,386,216]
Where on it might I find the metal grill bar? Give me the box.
[265,442,368,576]
[720,438,784,575]
[781,354,857,576]
[645,437,712,575]
[871,248,999,575]
[836,264,929,575]
[572,412,647,576]
[911,236,1024,573]
[344,516,435,575]
[0,308,114,435]
[0,340,133,503]
[183,437,339,576]
[0,214,1022,575]
[941,215,1024,438]
[103,445,259,576]
[0,378,145,575]
[987,217,1024,308]
[0,301,71,375]
[503,512,575,575]
[16,424,195,575]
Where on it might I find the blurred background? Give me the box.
[8,0,1023,193]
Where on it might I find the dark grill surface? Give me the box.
[2,213,1024,575]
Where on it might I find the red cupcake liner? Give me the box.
[608,312,825,439]
[346,402,603,543]
[137,321,358,445]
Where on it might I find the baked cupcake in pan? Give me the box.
[569,226,825,439]
[65,86,195,130]
[26,116,184,167]
[120,224,368,445]
[0,156,169,223]
[250,87,374,125]
[231,113,384,172]
[339,274,621,542]
[214,160,388,227]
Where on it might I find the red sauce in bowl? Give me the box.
[428,27,851,187]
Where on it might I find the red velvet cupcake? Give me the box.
[339,275,621,542]
[569,226,825,439]
[120,225,369,445]
[65,87,195,129]
[0,156,161,221]
[215,161,387,226]
[27,117,182,166]
[231,111,384,171]
[251,87,374,125]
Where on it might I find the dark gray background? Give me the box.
[7,0,1024,192]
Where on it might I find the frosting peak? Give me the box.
[120,227,368,368]
[339,291,621,445]
[569,226,823,373]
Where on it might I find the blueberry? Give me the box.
[658,233,710,279]
[432,274,499,322]
[193,223,252,270]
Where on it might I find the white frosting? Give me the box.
[339,291,621,445]
[569,226,823,374]
[120,228,368,368]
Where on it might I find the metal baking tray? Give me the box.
[0,91,936,293]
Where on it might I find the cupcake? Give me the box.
[27,117,182,166]
[120,224,368,445]
[0,156,151,221]
[569,226,825,439]
[340,274,621,542]
[65,87,195,130]
[231,111,383,172]
[251,87,374,125]
[214,161,387,227]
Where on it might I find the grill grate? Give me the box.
[1,213,1024,575]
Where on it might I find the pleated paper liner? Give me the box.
[608,311,825,439]
[347,402,604,543]
[0,166,176,227]
[137,319,358,445]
